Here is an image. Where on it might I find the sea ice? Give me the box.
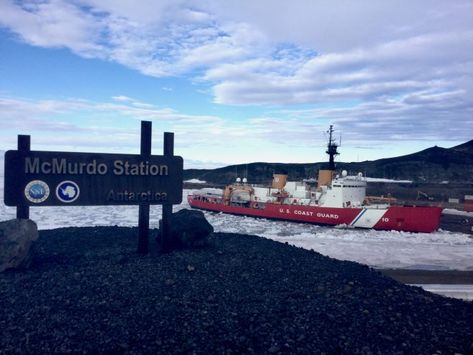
[1,181,472,270]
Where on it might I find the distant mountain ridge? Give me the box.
[2,143,472,184]
[184,140,473,184]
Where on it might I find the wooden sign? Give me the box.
[4,151,183,206]
[3,121,182,254]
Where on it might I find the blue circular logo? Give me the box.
[56,181,80,203]
[24,180,50,203]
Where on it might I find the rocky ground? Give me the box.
[1,226,473,354]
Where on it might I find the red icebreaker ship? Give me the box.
[188,126,442,233]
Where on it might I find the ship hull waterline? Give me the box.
[188,196,442,233]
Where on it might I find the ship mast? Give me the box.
[326,125,339,170]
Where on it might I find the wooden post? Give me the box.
[137,121,152,254]
[160,132,174,253]
[17,135,30,219]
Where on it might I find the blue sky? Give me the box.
[0,1,472,169]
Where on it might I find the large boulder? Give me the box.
[0,219,38,272]
[157,209,213,252]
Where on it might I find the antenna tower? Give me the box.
[326,125,339,170]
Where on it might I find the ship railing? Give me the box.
[251,201,266,209]
[364,196,397,204]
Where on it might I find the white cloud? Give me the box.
[0,95,328,163]
[0,1,105,57]
[111,95,134,102]
[0,0,472,163]
[0,95,220,131]
[275,90,473,145]
[80,0,186,25]
[0,0,267,76]
[0,95,224,147]
[204,0,473,53]
[211,30,473,104]
[1,0,471,108]
[0,94,470,165]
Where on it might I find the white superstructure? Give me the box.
[195,170,371,209]
[317,173,367,208]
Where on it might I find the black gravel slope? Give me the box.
[1,227,472,354]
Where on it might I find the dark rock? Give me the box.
[0,219,38,272]
[115,255,129,265]
[268,345,280,353]
[156,209,213,252]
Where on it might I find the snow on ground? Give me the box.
[409,284,473,300]
[184,179,207,184]
[1,178,472,271]
[443,208,473,217]
[365,177,412,183]
[204,210,473,271]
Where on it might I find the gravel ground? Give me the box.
[1,226,473,354]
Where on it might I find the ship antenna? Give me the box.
[326,125,339,170]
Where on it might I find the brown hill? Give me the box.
[184,140,473,185]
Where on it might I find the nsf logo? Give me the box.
[56,181,80,203]
[24,180,50,203]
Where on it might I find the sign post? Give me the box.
[161,132,174,253]
[4,121,183,254]
[16,135,30,220]
[137,121,152,254]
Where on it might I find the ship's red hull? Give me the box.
[187,195,442,233]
